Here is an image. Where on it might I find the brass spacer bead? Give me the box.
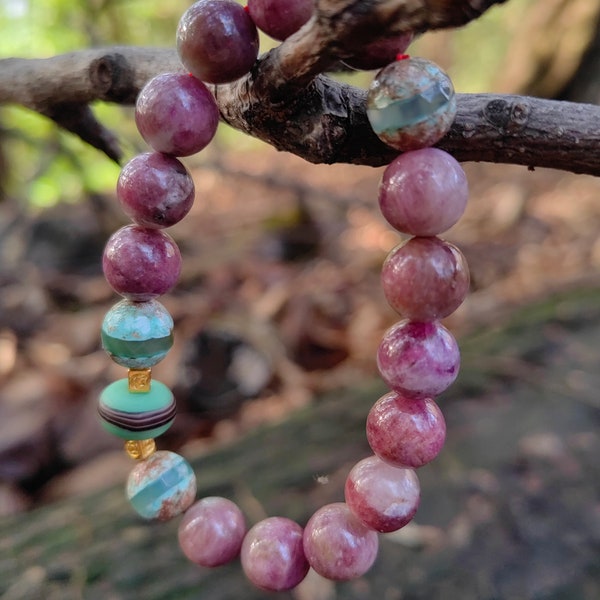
[125,439,157,460]
[128,368,152,393]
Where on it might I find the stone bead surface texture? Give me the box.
[127,451,196,521]
[367,392,446,468]
[367,57,456,151]
[103,225,181,301]
[178,497,246,567]
[135,73,219,156]
[117,153,195,229]
[98,378,176,440]
[177,0,259,84]
[303,503,378,581]
[345,455,420,533]
[377,320,460,398]
[101,299,174,368]
[379,148,468,236]
[381,237,470,321]
[241,517,309,591]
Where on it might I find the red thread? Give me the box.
[396,53,410,61]
[243,4,249,12]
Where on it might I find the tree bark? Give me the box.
[2,0,598,177]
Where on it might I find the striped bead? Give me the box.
[98,379,176,440]
[127,451,196,520]
[101,299,174,369]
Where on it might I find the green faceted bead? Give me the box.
[101,299,174,369]
[98,379,176,440]
[127,451,196,520]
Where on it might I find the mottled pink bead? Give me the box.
[303,503,378,581]
[379,148,468,236]
[377,320,459,398]
[103,225,181,301]
[241,517,309,591]
[367,392,446,468]
[117,153,195,229]
[135,73,219,156]
[178,497,246,567]
[344,32,414,71]
[345,455,420,533]
[381,236,469,320]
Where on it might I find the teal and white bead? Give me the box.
[98,378,176,440]
[127,451,196,520]
[367,57,456,151]
[101,299,174,368]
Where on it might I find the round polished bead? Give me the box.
[127,451,196,521]
[344,32,413,71]
[241,517,309,591]
[303,503,378,581]
[101,299,174,368]
[379,148,468,236]
[367,57,456,151]
[345,455,420,533]
[117,153,195,229]
[367,392,446,468]
[179,497,246,567]
[135,73,219,156]
[381,237,470,321]
[377,320,460,398]
[103,225,181,301]
[98,378,176,440]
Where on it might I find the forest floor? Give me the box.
[0,147,599,598]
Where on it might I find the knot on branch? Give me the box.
[483,98,531,134]
[89,53,137,104]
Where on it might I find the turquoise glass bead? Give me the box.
[127,451,196,520]
[101,299,174,368]
[367,57,456,151]
[98,379,176,440]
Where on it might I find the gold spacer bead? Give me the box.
[125,439,157,460]
[128,368,152,393]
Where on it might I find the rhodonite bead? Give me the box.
[101,299,174,368]
[344,32,414,71]
[367,57,456,151]
[381,237,470,321]
[98,378,176,440]
[127,450,196,520]
[135,73,219,156]
[103,225,181,301]
[117,153,195,229]
[367,392,446,468]
[177,0,259,84]
[345,455,420,533]
[303,503,378,581]
[241,517,309,591]
[379,148,468,236]
[179,497,246,567]
[377,320,460,398]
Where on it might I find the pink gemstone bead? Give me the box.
[381,236,470,321]
[377,320,459,398]
[135,73,219,156]
[379,148,468,236]
[103,225,181,301]
[240,517,309,591]
[178,497,246,567]
[117,153,195,229]
[367,391,446,468]
[303,503,378,581]
[345,455,420,533]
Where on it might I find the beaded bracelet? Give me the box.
[97,0,470,591]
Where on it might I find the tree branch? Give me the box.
[1,0,598,177]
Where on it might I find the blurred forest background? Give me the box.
[1,1,600,598]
